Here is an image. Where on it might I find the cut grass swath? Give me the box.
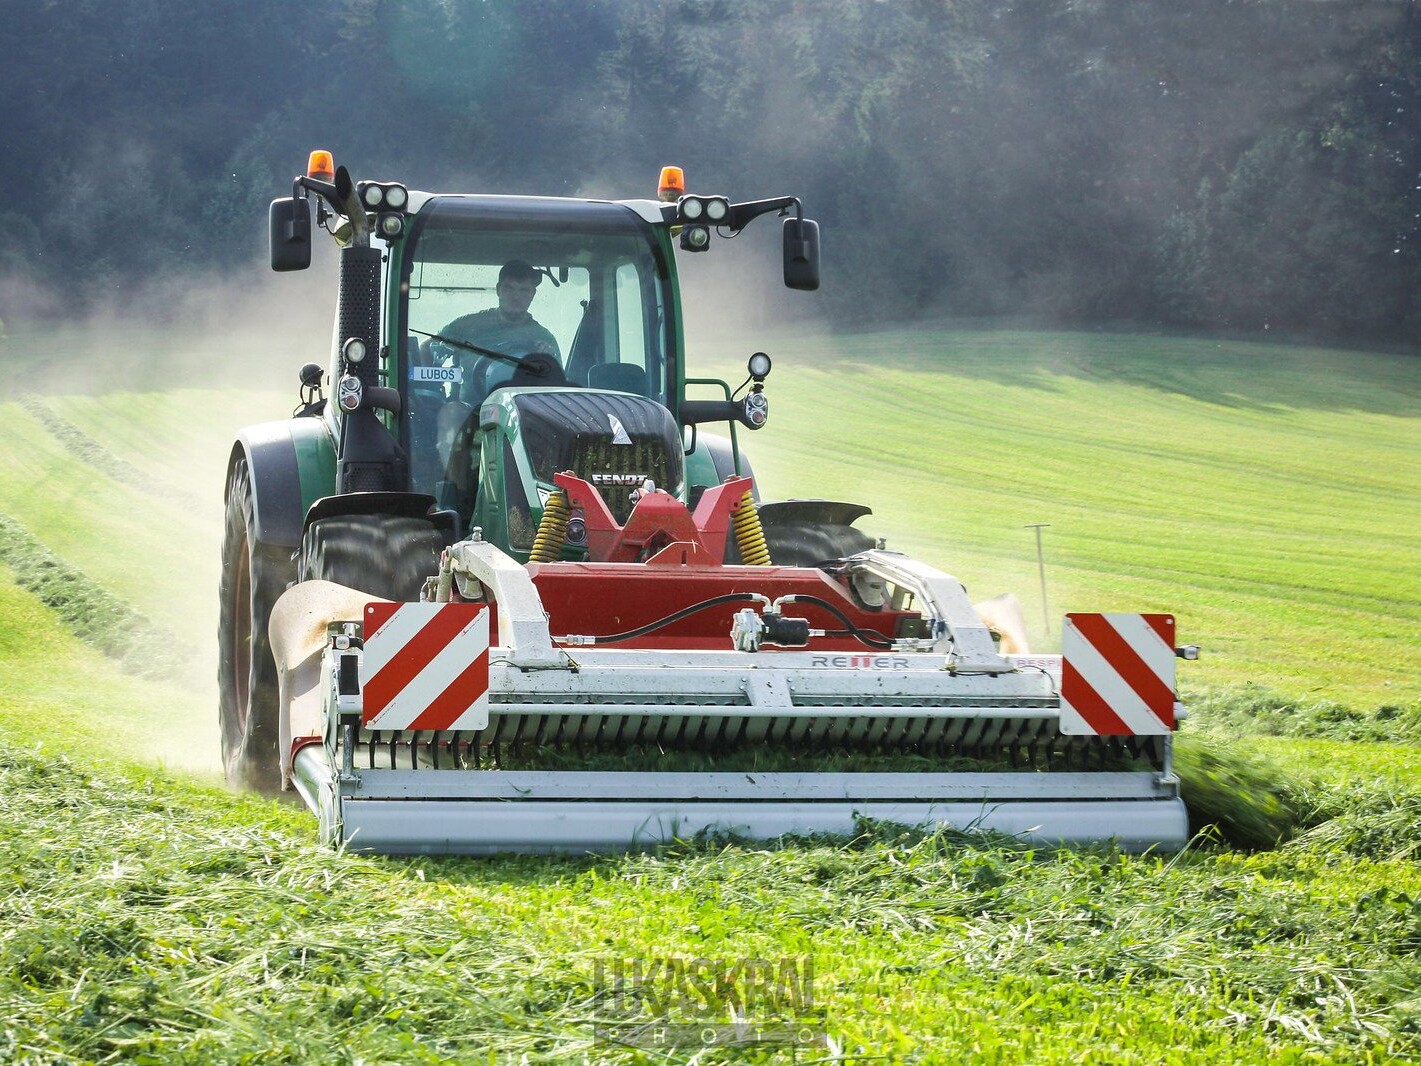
[0,514,189,681]
[1173,735,1305,850]
[3,737,1421,1063]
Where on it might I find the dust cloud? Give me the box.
[0,256,339,777]
[0,262,332,398]
[674,226,832,370]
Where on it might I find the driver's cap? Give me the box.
[498,260,540,286]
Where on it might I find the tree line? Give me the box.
[3,0,1417,344]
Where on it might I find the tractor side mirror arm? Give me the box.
[681,394,769,431]
[724,197,820,291]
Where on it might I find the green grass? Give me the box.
[2,324,1420,1062]
[698,330,1421,708]
[0,567,216,777]
[3,737,1420,1063]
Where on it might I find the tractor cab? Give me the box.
[395,196,681,547]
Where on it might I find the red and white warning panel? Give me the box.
[1060,613,1177,736]
[360,602,491,731]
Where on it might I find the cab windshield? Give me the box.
[401,202,670,394]
[397,197,673,505]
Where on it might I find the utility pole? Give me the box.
[1023,523,1051,635]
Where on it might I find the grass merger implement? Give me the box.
[220,153,1196,854]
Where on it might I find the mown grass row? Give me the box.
[3,735,1421,1064]
[0,557,215,776]
[0,513,189,681]
[1187,684,1421,745]
[15,397,202,509]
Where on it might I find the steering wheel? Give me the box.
[482,351,567,395]
[455,351,568,408]
[507,351,567,388]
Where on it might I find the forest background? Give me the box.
[3,0,1419,346]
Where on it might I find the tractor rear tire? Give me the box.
[758,500,876,568]
[218,458,295,793]
[298,515,446,602]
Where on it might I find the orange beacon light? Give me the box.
[307,150,335,182]
[658,166,685,202]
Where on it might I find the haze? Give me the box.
[1,0,1417,353]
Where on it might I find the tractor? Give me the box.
[219,152,1191,853]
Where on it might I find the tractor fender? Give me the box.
[756,499,873,529]
[228,418,337,549]
[299,491,458,546]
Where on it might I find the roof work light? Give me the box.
[677,195,731,226]
[356,182,410,213]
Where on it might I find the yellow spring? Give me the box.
[528,489,570,563]
[732,489,772,566]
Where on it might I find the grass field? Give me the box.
[709,329,1421,708]
[1,323,1419,1062]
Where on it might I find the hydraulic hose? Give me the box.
[556,592,893,650]
[557,593,764,645]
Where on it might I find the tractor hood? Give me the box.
[511,390,685,523]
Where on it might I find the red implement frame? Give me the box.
[554,472,750,565]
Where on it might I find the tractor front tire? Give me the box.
[758,499,876,568]
[218,458,294,793]
[762,522,875,568]
[299,515,445,602]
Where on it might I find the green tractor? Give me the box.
[222,153,1188,854]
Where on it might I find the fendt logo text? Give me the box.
[590,473,647,486]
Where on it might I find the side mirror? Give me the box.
[269,197,312,272]
[783,217,820,291]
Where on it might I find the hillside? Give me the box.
[1,326,1419,1062]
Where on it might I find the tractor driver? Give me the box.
[438,259,562,407]
[433,258,563,504]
